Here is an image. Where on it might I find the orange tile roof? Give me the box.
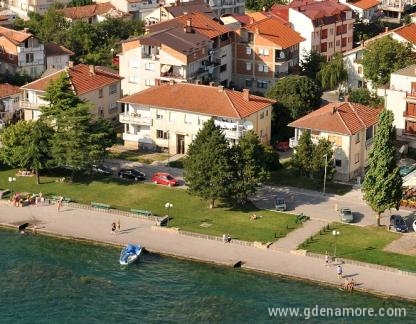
[147,12,229,39]
[348,0,379,10]
[288,102,382,135]
[394,23,416,45]
[119,83,275,119]
[0,83,21,98]
[44,42,74,57]
[60,3,117,19]
[21,64,121,95]
[245,17,305,48]
[0,26,32,45]
[290,0,351,20]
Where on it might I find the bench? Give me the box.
[91,202,111,210]
[296,213,310,224]
[0,189,11,199]
[130,208,152,217]
[156,215,169,226]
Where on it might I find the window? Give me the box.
[145,79,155,86]
[245,79,252,87]
[355,132,360,144]
[260,112,264,119]
[335,159,342,167]
[220,64,227,72]
[246,62,252,71]
[248,32,254,43]
[259,48,269,56]
[328,42,333,49]
[128,60,139,68]
[341,38,347,47]
[129,76,139,84]
[320,42,327,53]
[354,152,360,164]
[257,80,268,89]
[156,130,168,139]
[169,112,176,122]
[109,102,118,112]
[246,47,251,55]
[145,62,155,71]
[13,96,19,103]
[156,111,163,119]
[109,84,117,94]
[321,29,328,39]
[25,53,34,63]
[184,114,192,124]
[258,64,268,72]
[336,40,340,47]
[366,126,373,141]
[266,109,268,116]
[98,88,103,98]
[357,66,363,74]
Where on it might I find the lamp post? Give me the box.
[323,154,328,195]
[165,202,173,227]
[8,177,16,195]
[332,230,340,260]
[167,131,170,167]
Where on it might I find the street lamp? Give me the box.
[323,154,328,195]
[332,230,340,260]
[165,202,173,227]
[110,48,115,64]
[166,131,170,167]
[8,177,16,195]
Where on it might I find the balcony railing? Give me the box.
[18,60,44,66]
[289,137,319,148]
[406,91,416,100]
[119,113,152,125]
[223,129,245,139]
[19,100,41,110]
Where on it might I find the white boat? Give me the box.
[119,244,142,265]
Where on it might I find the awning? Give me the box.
[161,64,172,73]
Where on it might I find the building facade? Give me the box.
[0,0,71,17]
[0,83,22,122]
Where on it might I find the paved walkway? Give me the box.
[1,201,416,301]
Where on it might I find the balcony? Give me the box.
[406,92,416,100]
[18,59,44,66]
[289,137,319,148]
[20,100,41,110]
[119,113,152,125]
[141,53,159,60]
[223,129,245,139]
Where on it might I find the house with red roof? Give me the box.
[0,83,22,123]
[20,63,122,122]
[339,0,381,22]
[118,82,275,152]
[44,42,74,70]
[59,2,132,23]
[232,14,305,93]
[288,102,382,181]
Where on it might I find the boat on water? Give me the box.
[119,244,142,265]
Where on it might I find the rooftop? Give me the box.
[392,64,416,78]
[0,26,32,44]
[0,83,21,98]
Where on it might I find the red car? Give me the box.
[275,140,290,152]
[151,172,179,186]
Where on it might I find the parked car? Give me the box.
[151,172,178,186]
[389,215,408,233]
[118,168,146,181]
[275,140,290,152]
[92,164,112,176]
[339,207,353,223]
[399,164,416,177]
[274,197,287,211]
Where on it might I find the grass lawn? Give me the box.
[268,161,352,195]
[0,167,300,243]
[302,223,416,273]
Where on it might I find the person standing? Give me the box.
[111,222,116,234]
[117,219,121,232]
[337,265,343,279]
[324,251,329,266]
[57,196,63,212]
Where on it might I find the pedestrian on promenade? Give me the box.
[111,222,116,234]
[57,196,63,212]
[227,234,231,243]
[337,265,343,279]
[117,219,121,232]
[222,233,226,243]
[324,251,329,266]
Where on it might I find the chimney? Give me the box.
[23,27,29,33]
[186,18,192,27]
[184,18,192,33]
[242,89,250,101]
[218,85,224,92]
[195,79,201,85]
[169,80,175,85]
[255,27,259,34]
[209,81,215,86]
[385,26,389,33]
[89,65,95,75]
[249,17,254,24]
[68,61,74,68]
[332,106,337,114]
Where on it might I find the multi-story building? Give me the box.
[44,42,74,70]
[157,0,214,24]
[287,0,354,62]
[203,0,245,16]
[0,26,45,78]
[94,0,161,21]
[20,63,122,122]
[118,82,274,152]
[232,15,304,93]
[380,0,416,23]
[339,0,381,22]
[0,0,71,17]
[0,83,22,122]
[119,12,232,95]
[385,65,416,147]
[288,101,382,181]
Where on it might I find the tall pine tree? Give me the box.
[362,109,402,226]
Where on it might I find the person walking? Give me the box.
[324,251,329,266]
[57,196,63,212]
[111,222,116,234]
[117,219,121,232]
[337,265,343,279]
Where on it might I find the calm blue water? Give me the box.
[0,228,415,323]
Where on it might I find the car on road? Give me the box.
[389,215,408,233]
[151,172,178,186]
[118,168,146,181]
[275,140,290,152]
[274,197,287,211]
[339,207,353,223]
[92,164,112,176]
[399,164,416,177]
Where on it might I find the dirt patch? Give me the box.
[383,234,416,256]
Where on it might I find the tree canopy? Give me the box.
[362,109,402,226]
[300,50,325,81]
[317,53,348,90]
[362,36,416,87]
[348,88,384,107]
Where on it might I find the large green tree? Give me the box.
[362,109,403,226]
[291,131,313,176]
[317,53,348,90]
[0,120,53,184]
[266,75,322,120]
[362,36,416,87]
[310,138,335,182]
[349,88,383,107]
[300,50,325,81]
[184,119,234,208]
[230,131,268,204]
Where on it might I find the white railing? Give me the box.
[19,100,41,109]
[223,129,245,139]
[119,114,152,125]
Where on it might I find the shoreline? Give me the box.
[1,222,415,304]
[1,202,416,303]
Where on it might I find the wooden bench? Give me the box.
[91,202,111,210]
[130,208,152,217]
[296,213,310,224]
[156,215,169,226]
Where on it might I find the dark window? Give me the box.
[156,130,168,139]
[335,159,342,167]
[321,29,328,39]
[245,79,252,87]
[366,126,373,141]
[220,64,227,72]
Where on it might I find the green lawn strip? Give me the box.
[302,223,416,272]
[107,151,168,163]
[0,169,299,243]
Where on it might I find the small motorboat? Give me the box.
[119,244,142,265]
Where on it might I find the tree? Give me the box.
[184,119,234,208]
[310,138,335,181]
[349,88,384,107]
[300,50,325,81]
[362,109,403,226]
[362,36,416,87]
[266,75,322,120]
[230,131,268,204]
[246,0,287,11]
[0,120,53,184]
[317,53,348,90]
[291,131,313,176]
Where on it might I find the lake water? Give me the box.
[1,228,415,323]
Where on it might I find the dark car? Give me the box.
[92,164,112,176]
[390,215,408,233]
[118,168,146,181]
[275,141,290,152]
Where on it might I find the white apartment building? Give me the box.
[0,0,71,17]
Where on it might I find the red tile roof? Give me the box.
[270,4,289,22]
[0,26,32,44]
[290,0,351,20]
[0,83,21,98]
[21,64,121,95]
[60,3,126,19]
[44,42,74,57]
[245,17,305,48]
[394,23,416,45]
[288,102,382,135]
[348,0,379,10]
[119,83,275,119]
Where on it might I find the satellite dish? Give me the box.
[243,121,253,130]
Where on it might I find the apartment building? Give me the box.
[0,26,45,78]
[232,15,304,93]
[118,82,274,152]
[0,0,71,17]
[0,83,22,122]
[339,0,381,21]
[380,0,416,23]
[288,102,382,181]
[20,63,122,122]
[119,12,232,95]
